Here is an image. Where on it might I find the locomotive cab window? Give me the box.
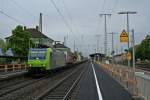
[29,49,46,60]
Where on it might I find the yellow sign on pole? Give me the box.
[127,52,132,61]
[120,30,128,43]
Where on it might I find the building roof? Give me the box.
[53,43,69,49]
[26,28,48,38]
[89,53,105,57]
[26,28,54,42]
[5,36,11,39]
[114,53,125,57]
[5,27,54,42]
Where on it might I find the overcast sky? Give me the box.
[0,0,150,56]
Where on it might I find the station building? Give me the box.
[89,53,105,62]
[53,42,71,52]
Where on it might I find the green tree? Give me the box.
[8,25,32,57]
[0,38,7,64]
[0,38,7,52]
[135,35,150,60]
[79,52,83,59]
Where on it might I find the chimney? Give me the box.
[39,13,42,32]
[24,26,26,30]
[36,26,39,31]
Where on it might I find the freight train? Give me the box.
[27,48,76,73]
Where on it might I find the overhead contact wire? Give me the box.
[0,10,25,25]
[49,0,74,34]
[10,0,36,19]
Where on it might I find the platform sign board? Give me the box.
[120,30,128,43]
[127,52,132,61]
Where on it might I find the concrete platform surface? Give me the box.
[75,61,133,100]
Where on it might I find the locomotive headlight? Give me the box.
[29,64,32,67]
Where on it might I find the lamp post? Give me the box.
[108,32,116,64]
[132,29,135,78]
[108,32,114,55]
[118,11,137,67]
[95,34,101,53]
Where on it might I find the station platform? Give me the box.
[75,61,133,100]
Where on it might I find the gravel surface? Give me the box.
[40,64,85,100]
[0,76,30,90]
[68,63,89,100]
[0,63,85,100]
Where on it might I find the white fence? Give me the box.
[136,73,150,100]
[0,64,27,72]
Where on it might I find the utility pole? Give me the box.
[87,44,90,55]
[131,30,137,93]
[39,13,42,32]
[108,32,114,55]
[65,34,69,46]
[99,14,111,56]
[74,40,75,53]
[118,11,137,67]
[108,32,115,64]
[95,34,101,53]
[94,49,96,53]
[64,36,66,46]
[132,29,135,73]
[81,35,84,53]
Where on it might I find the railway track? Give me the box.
[0,76,48,97]
[36,63,86,100]
[0,72,31,92]
[0,76,30,90]
[0,70,28,80]
[0,62,87,100]
[136,66,150,71]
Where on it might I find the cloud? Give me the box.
[0,0,150,56]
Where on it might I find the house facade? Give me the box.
[53,43,71,52]
[6,26,54,48]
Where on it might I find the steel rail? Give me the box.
[35,64,85,100]
[63,64,86,100]
[0,76,48,97]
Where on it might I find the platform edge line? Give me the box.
[91,62,103,100]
